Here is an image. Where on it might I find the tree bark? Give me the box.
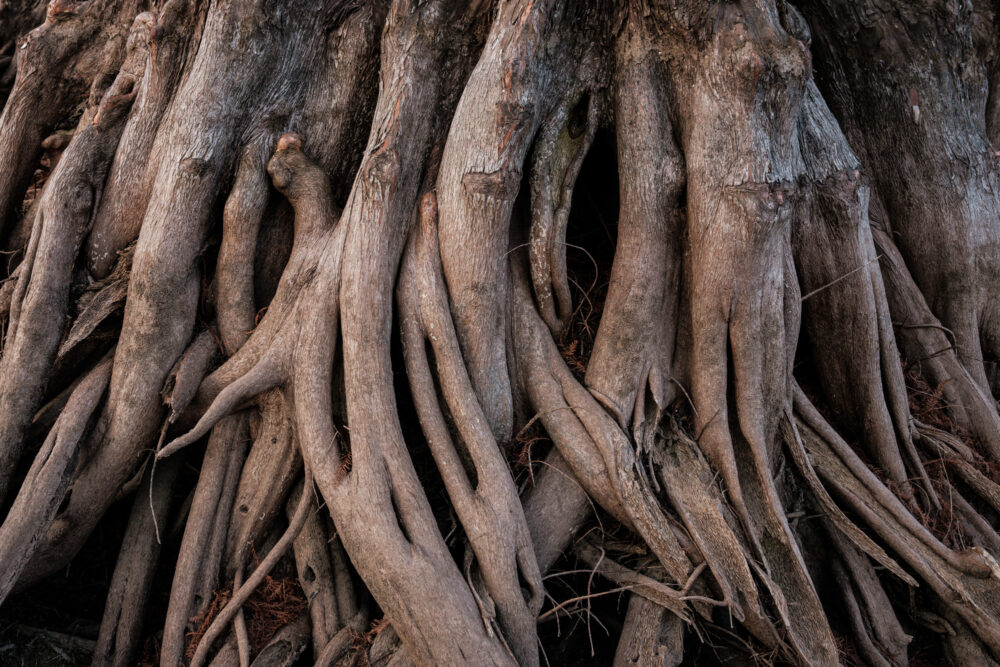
[0,0,999,665]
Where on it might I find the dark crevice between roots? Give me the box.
[420,338,479,492]
[552,127,618,383]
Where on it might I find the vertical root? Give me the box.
[795,81,926,497]
[511,255,692,590]
[0,0,137,238]
[160,414,250,667]
[224,390,301,574]
[527,90,599,334]
[585,11,683,440]
[437,0,609,442]
[217,143,271,355]
[612,594,684,667]
[522,449,592,574]
[654,424,783,650]
[287,482,340,654]
[873,222,1000,459]
[189,469,314,667]
[398,192,543,664]
[0,12,147,500]
[92,454,182,667]
[85,0,202,278]
[824,523,911,666]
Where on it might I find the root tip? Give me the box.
[277,133,303,152]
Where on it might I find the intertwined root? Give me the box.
[2,0,1000,665]
[0,8,150,503]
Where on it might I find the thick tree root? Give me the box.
[84,0,202,279]
[0,354,111,604]
[437,0,608,443]
[0,12,147,501]
[92,454,182,667]
[795,81,932,501]
[584,4,682,444]
[0,0,140,239]
[224,391,301,575]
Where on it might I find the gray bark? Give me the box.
[0,1,999,665]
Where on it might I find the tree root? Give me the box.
[0,11,147,501]
[398,192,544,663]
[84,0,202,279]
[3,1,1000,665]
[437,0,609,442]
[0,0,139,239]
[189,469,314,667]
[224,391,301,575]
[584,6,682,442]
[795,80,931,502]
[0,354,111,604]
[512,255,693,588]
[612,594,684,667]
[249,612,311,667]
[824,520,912,666]
[795,388,1000,655]
[92,453,182,667]
[161,414,250,667]
[287,483,340,655]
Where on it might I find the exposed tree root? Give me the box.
[93,454,182,667]
[0,11,147,501]
[3,0,1000,665]
[398,192,544,663]
[0,353,111,603]
[612,594,684,667]
[161,414,250,667]
[286,483,339,655]
[188,469,313,667]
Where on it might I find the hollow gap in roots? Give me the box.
[555,127,618,381]
[422,337,479,491]
[535,522,627,665]
[0,492,134,645]
[393,315,457,552]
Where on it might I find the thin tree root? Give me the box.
[190,470,314,667]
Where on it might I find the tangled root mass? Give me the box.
[3,0,1000,665]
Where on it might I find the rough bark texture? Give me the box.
[1,0,1000,665]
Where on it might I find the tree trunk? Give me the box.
[1,0,1000,665]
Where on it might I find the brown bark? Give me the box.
[1,0,1000,665]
